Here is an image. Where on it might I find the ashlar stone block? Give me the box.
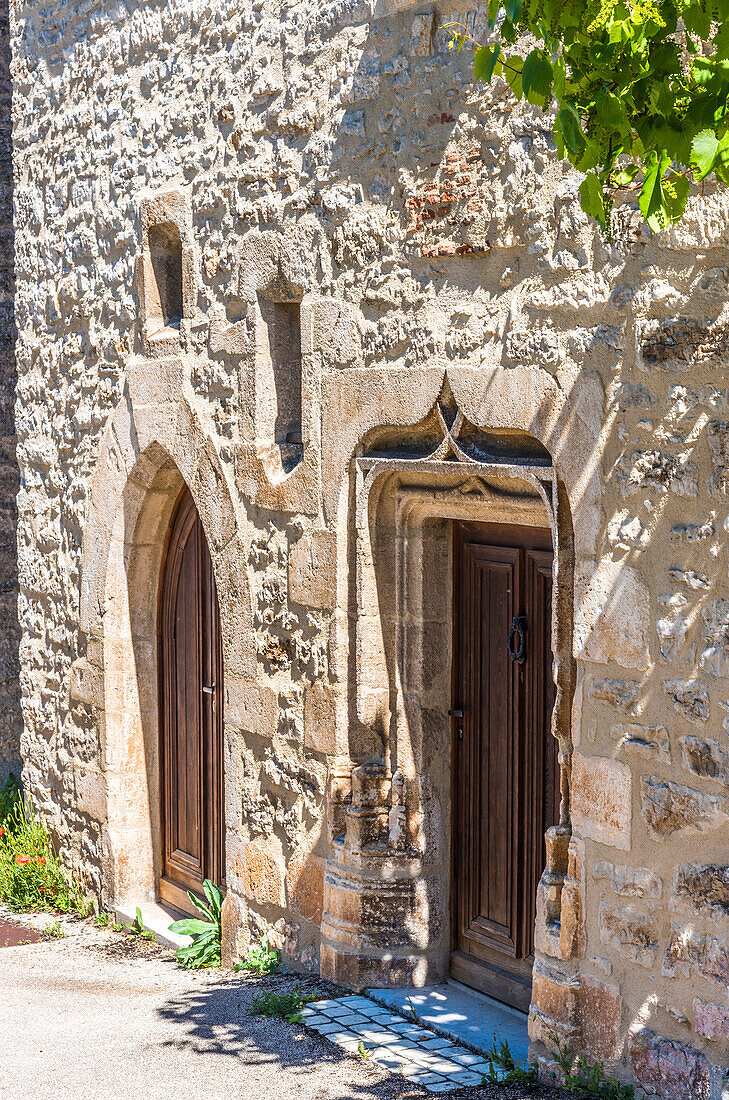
[571,753,632,850]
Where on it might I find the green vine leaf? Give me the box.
[445,0,729,232]
[691,129,719,180]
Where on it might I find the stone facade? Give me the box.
[0,0,20,788]
[9,0,729,1094]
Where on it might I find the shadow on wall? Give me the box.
[0,0,21,787]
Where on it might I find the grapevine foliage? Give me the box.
[447,0,729,233]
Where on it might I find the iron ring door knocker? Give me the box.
[507,615,527,664]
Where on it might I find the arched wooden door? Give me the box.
[159,487,224,912]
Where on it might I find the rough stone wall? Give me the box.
[0,0,20,788]
[11,0,729,1092]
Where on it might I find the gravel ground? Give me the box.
[0,911,571,1100]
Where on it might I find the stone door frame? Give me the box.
[321,387,581,990]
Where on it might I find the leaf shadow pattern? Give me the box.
[155,977,425,1099]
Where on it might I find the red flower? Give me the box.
[15,854,31,865]
[0,827,4,838]
[34,856,45,864]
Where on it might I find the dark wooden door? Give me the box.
[159,488,224,913]
[451,521,559,1011]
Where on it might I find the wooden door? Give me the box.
[451,521,559,1011]
[159,488,225,913]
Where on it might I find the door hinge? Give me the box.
[202,683,216,695]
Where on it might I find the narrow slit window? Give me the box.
[148,222,183,331]
[257,296,302,445]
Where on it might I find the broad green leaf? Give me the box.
[579,173,607,226]
[168,918,214,935]
[556,104,584,155]
[188,891,214,922]
[691,128,719,179]
[521,49,553,106]
[474,42,502,83]
[612,163,640,187]
[202,878,222,920]
[639,151,671,231]
[503,0,521,23]
[662,174,690,222]
[503,55,523,99]
[596,90,626,130]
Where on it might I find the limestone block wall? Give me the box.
[10,0,729,1092]
[0,0,20,787]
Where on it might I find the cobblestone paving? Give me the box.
[301,995,491,1093]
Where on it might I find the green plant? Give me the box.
[357,1041,371,1060]
[481,1035,539,1085]
[94,911,111,927]
[550,1034,635,1098]
[0,773,21,823]
[248,985,316,1023]
[168,879,222,969]
[0,798,89,914]
[44,919,64,939]
[446,0,729,234]
[112,921,125,933]
[233,933,280,976]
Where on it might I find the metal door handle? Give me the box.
[507,616,527,664]
[449,707,464,740]
[202,683,216,695]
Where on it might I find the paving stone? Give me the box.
[428,1060,462,1073]
[358,1029,395,1044]
[443,1069,483,1085]
[447,1050,484,1066]
[371,1047,408,1070]
[408,1071,447,1085]
[318,1025,360,1042]
[421,1037,455,1051]
[424,1085,458,1094]
[337,996,376,1011]
[335,1038,363,1051]
[299,1011,327,1025]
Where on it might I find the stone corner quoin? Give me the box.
[8,0,729,1094]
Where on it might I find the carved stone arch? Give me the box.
[73,358,252,908]
[321,364,603,995]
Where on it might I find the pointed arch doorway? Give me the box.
[159,487,225,913]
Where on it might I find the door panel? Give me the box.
[160,488,225,910]
[451,522,558,1010]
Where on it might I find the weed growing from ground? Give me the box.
[112,921,125,933]
[44,919,64,939]
[481,1035,539,1085]
[0,774,21,822]
[234,933,279,976]
[128,907,155,940]
[357,1041,371,1060]
[550,1034,635,1099]
[168,880,222,968]
[94,911,111,928]
[0,798,89,915]
[249,985,317,1023]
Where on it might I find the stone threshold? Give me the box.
[368,981,530,1064]
[114,900,190,950]
[300,983,529,1093]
